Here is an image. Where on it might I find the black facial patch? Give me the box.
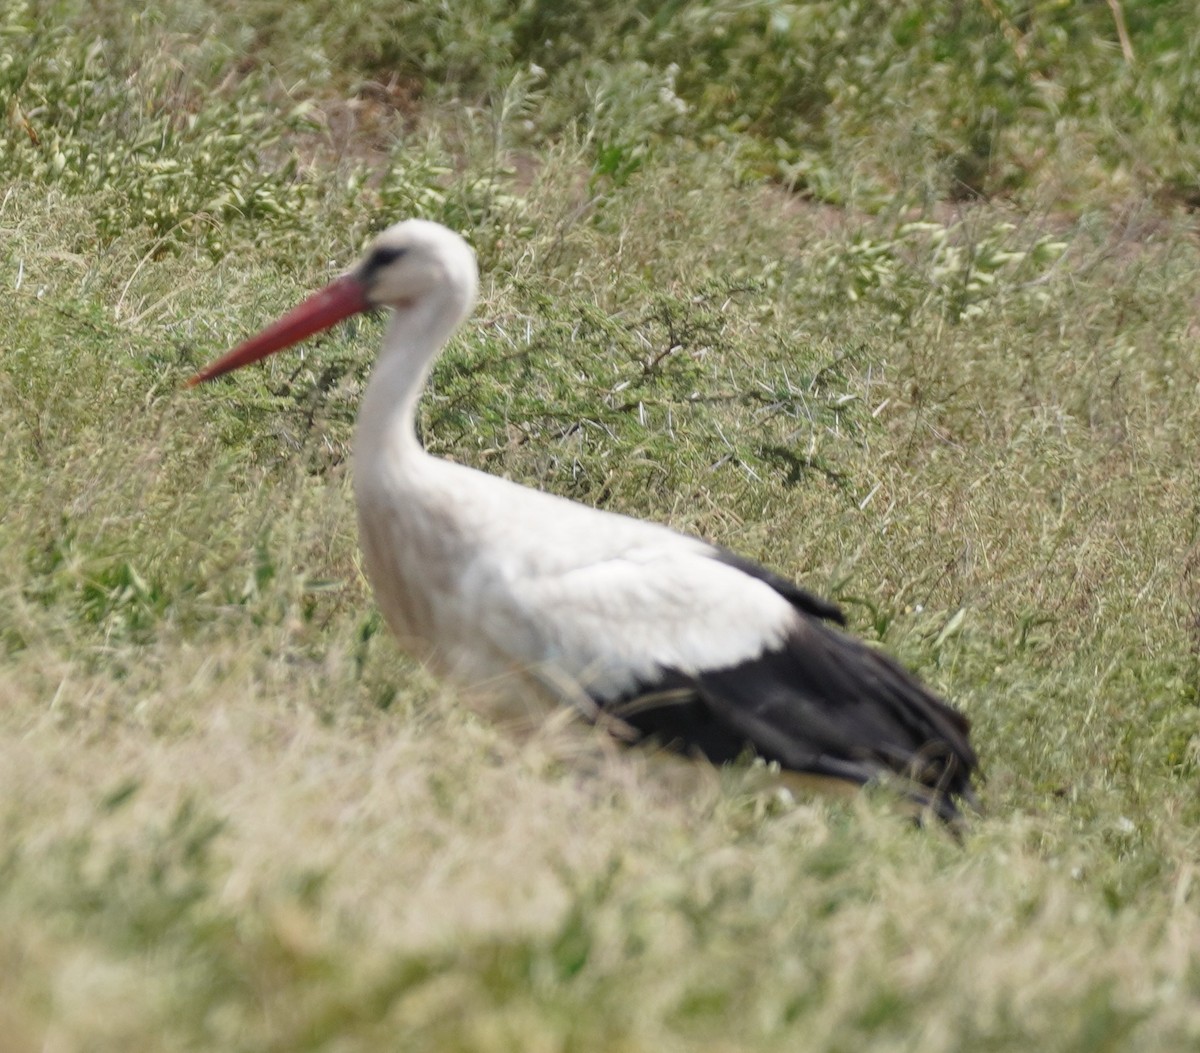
[363,245,409,275]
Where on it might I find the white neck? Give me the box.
[354,295,465,465]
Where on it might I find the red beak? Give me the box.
[188,274,372,386]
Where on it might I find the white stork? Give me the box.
[191,220,979,820]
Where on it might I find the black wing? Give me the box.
[601,555,978,821]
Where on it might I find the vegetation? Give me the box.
[3,0,1199,1048]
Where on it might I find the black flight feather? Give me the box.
[601,554,978,821]
[710,547,847,625]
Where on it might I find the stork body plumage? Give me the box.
[192,220,978,819]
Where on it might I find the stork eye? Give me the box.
[365,245,409,272]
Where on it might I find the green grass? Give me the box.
[4,1,1200,1049]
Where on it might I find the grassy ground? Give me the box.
[4,1,1200,1049]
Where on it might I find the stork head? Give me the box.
[188,219,479,386]
[356,219,478,319]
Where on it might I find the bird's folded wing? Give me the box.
[487,543,801,701]
[484,543,977,809]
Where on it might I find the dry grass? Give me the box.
[4,3,1200,1049]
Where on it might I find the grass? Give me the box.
[3,0,1200,1048]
